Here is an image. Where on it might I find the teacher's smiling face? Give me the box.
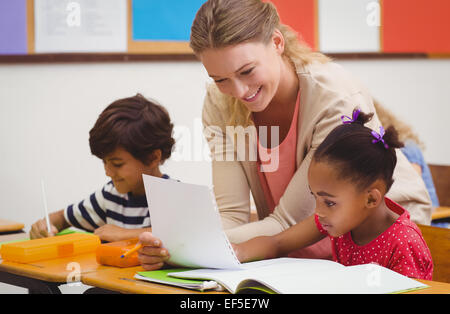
[199,30,285,113]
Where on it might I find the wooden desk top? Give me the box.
[405,279,450,294]
[0,252,100,283]
[432,206,450,220]
[81,266,226,294]
[0,250,449,293]
[83,264,450,294]
[0,219,24,233]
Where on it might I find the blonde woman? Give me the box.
[138,0,431,270]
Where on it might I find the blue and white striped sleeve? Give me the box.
[64,185,108,232]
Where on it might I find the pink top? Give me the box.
[257,92,300,212]
[256,93,333,260]
[315,197,433,280]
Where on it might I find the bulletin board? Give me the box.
[381,0,450,55]
[127,0,204,55]
[0,0,449,63]
[272,0,450,57]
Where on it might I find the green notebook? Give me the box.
[135,268,220,291]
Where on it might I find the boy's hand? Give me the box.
[138,232,170,270]
[93,224,136,242]
[30,218,58,239]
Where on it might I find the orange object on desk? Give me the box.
[96,238,140,268]
[0,233,100,263]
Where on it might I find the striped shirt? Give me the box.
[64,174,169,232]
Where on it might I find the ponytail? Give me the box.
[314,108,404,192]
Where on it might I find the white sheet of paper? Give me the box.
[34,0,127,53]
[143,175,242,270]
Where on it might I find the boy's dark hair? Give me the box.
[313,109,404,193]
[89,94,175,165]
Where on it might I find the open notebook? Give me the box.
[140,175,428,294]
[135,258,428,294]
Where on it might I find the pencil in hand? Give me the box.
[120,243,142,259]
[40,179,52,236]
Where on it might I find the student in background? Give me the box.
[233,109,433,280]
[30,94,175,242]
[374,100,440,208]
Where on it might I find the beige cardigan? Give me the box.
[202,61,432,244]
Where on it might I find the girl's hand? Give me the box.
[231,243,245,262]
[138,232,170,270]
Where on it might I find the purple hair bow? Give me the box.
[371,126,389,149]
[341,109,361,124]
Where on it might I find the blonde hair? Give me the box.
[374,100,425,150]
[190,0,330,126]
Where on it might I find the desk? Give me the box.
[405,280,450,294]
[0,219,24,233]
[1,251,449,294]
[81,265,225,294]
[82,264,450,294]
[0,252,99,294]
[432,206,450,220]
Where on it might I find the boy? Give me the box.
[30,94,175,242]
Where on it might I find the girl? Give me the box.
[232,109,433,280]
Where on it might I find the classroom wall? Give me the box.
[0,58,449,232]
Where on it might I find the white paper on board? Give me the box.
[34,0,127,53]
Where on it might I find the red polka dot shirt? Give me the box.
[315,197,433,280]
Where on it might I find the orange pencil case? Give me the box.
[0,233,100,263]
[96,238,140,268]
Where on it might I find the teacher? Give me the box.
[138,0,431,270]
